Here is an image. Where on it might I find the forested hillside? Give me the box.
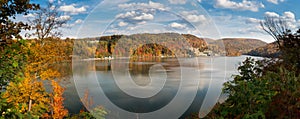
[205,38,267,56]
[74,34,268,58]
[93,33,208,58]
[246,42,280,57]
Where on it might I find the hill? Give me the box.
[95,33,208,58]
[246,42,280,57]
[207,38,267,56]
[77,33,268,58]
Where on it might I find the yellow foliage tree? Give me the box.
[25,38,72,80]
[25,38,71,118]
[3,77,50,118]
[3,38,73,118]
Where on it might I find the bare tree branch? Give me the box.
[260,17,289,47]
[27,2,69,40]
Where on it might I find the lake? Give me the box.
[65,55,260,118]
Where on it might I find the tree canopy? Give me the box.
[0,0,39,43]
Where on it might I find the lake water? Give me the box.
[65,55,260,118]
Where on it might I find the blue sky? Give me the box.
[23,0,300,43]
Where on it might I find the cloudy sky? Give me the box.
[26,0,300,43]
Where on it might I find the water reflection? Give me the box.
[69,56,256,118]
[94,58,180,113]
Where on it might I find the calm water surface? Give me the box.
[65,55,261,118]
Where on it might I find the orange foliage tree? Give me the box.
[51,80,68,118]
[25,38,71,118]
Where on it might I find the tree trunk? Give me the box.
[28,99,32,111]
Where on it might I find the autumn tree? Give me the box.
[26,38,72,80]
[23,38,72,117]
[51,80,68,118]
[1,36,73,119]
[1,38,71,117]
[27,2,69,39]
[0,0,39,90]
[3,77,50,118]
[0,1,73,118]
[0,0,39,44]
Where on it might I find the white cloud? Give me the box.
[186,14,206,23]
[59,4,87,15]
[118,1,168,11]
[57,15,71,21]
[246,18,261,24]
[214,0,264,12]
[114,1,169,25]
[116,11,154,24]
[264,11,298,29]
[283,11,295,21]
[264,11,280,18]
[118,21,128,27]
[168,0,187,4]
[116,1,159,26]
[75,19,83,24]
[267,0,285,4]
[180,11,207,23]
[244,11,300,33]
[282,11,297,28]
[169,22,187,29]
[132,13,154,20]
[264,11,295,21]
